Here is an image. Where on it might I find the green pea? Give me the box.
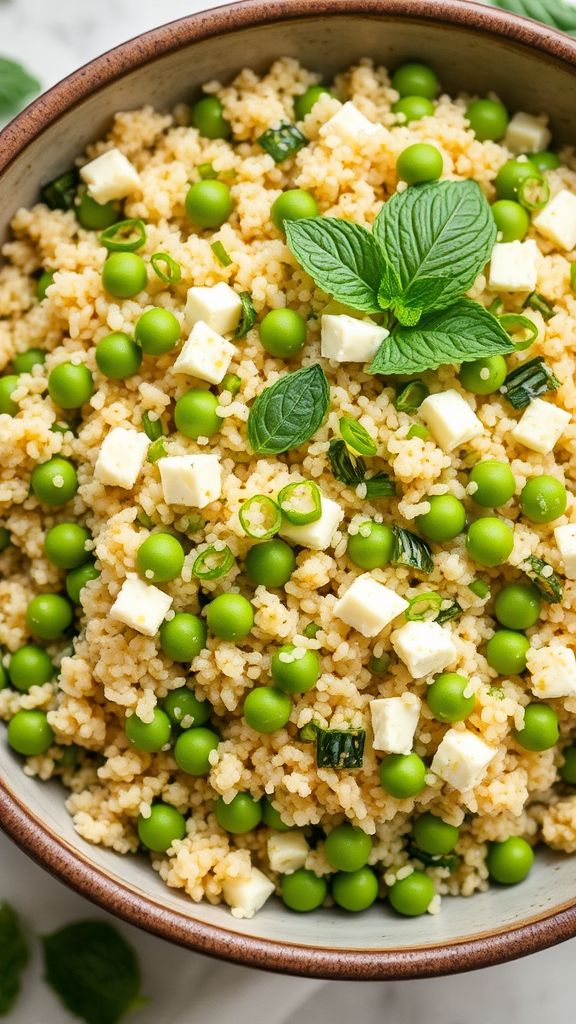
[259,309,306,359]
[347,521,395,570]
[271,189,319,232]
[280,869,327,912]
[379,752,426,798]
[174,389,221,439]
[494,583,541,630]
[514,702,559,751]
[491,200,530,242]
[0,527,10,553]
[136,532,185,583]
[7,709,54,756]
[332,867,379,912]
[26,593,73,640]
[95,332,142,379]
[48,362,93,410]
[44,522,90,569]
[174,726,219,775]
[163,689,211,728]
[8,644,54,692]
[261,797,292,831]
[397,143,443,185]
[138,802,186,853]
[388,871,435,916]
[271,645,320,694]
[134,308,181,355]
[125,708,172,752]
[560,745,576,784]
[31,457,78,507]
[66,561,100,603]
[36,270,55,301]
[12,348,46,375]
[215,792,262,833]
[325,824,372,872]
[469,460,515,508]
[413,812,459,855]
[486,630,530,675]
[427,672,475,723]
[466,98,508,141]
[392,95,434,124]
[531,150,560,172]
[185,180,233,229]
[0,376,19,416]
[191,96,231,139]
[243,685,292,733]
[391,62,439,99]
[466,517,514,567]
[160,612,207,663]
[487,836,534,884]
[206,593,253,641]
[495,157,539,201]
[459,354,507,395]
[245,539,296,588]
[102,252,148,298]
[416,494,466,542]
[76,190,119,230]
[294,85,332,120]
[520,475,567,524]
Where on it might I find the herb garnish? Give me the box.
[257,122,307,163]
[523,291,555,320]
[525,556,563,603]
[315,727,366,769]
[211,240,233,267]
[480,0,576,33]
[503,356,560,409]
[0,57,40,117]
[235,291,257,338]
[247,363,329,455]
[327,439,395,496]
[0,902,29,1016]
[141,412,165,441]
[40,168,80,211]
[391,527,434,574]
[406,843,460,872]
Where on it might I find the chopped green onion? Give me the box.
[518,175,550,212]
[136,509,155,529]
[406,843,459,872]
[192,543,235,580]
[315,727,365,769]
[99,218,146,252]
[571,263,576,293]
[40,169,79,211]
[339,416,378,456]
[150,252,182,285]
[185,513,206,534]
[141,411,165,441]
[436,599,463,625]
[299,722,318,742]
[147,438,167,463]
[364,473,396,499]
[328,439,365,486]
[257,122,307,163]
[525,555,563,603]
[499,313,539,351]
[406,423,429,441]
[211,241,233,267]
[391,527,433,574]
[220,372,241,395]
[278,480,322,525]
[394,380,429,413]
[503,356,560,409]
[523,291,554,320]
[405,592,443,621]
[303,621,320,639]
[369,653,391,674]
[235,292,256,338]
[239,494,281,539]
[468,578,490,599]
[198,162,218,179]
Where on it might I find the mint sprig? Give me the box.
[480,0,576,35]
[0,57,40,117]
[284,217,384,312]
[0,902,29,1016]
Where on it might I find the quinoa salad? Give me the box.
[2,57,576,921]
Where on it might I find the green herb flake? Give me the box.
[406,423,429,441]
[328,439,366,486]
[147,438,167,463]
[0,57,40,117]
[340,416,377,455]
[235,292,257,338]
[211,241,233,267]
[247,363,329,455]
[364,473,395,499]
[503,356,560,409]
[0,902,29,1016]
[525,555,563,604]
[315,727,365,769]
[40,168,79,211]
[257,122,307,163]
[523,291,555,320]
[299,722,318,742]
[391,527,434,574]
[136,509,154,529]
[436,599,463,625]
[185,513,206,534]
[150,252,182,285]
[394,380,430,413]
[141,411,165,441]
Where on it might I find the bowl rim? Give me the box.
[2,0,576,980]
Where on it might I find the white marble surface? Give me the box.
[0,0,575,1019]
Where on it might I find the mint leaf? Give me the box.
[0,57,40,117]
[374,180,496,323]
[480,0,576,34]
[247,363,329,455]
[285,217,384,312]
[368,299,514,376]
[0,902,29,1016]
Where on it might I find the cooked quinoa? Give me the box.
[2,56,576,920]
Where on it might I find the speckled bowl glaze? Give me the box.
[1,0,576,980]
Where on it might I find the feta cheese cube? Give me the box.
[94,427,149,490]
[333,573,408,638]
[510,398,570,454]
[527,644,576,699]
[173,320,235,385]
[489,240,538,292]
[320,314,388,363]
[320,101,380,142]
[370,693,421,755]
[554,523,576,579]
[110,576,172,636]
[279,491,344,551]
[533,189,576,251]
[419,390,484,452]
[504,112,551,154]
[222,866,275,919]
[431,729,497,792]
[184,282,242,335]
[158,453,221,508]
[267,832,309,874]
[392,620,457,678]
[79,148,140,204]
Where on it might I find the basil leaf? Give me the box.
[374,180,496,324]
[0,57,40,116]
[248,363,329,455]
[235,291,256,338]
[480,0,576,34]
[285,217,384,312]
[0,902,29,1016]
[257,122,307,162]
[368,299,514,376]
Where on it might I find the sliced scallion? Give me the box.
[299,722,318,742]
[328,439,365,486]
[211,241,233,267]
[238,494,281,539]
[525,555,563,603]
[405,592,443,621]
[99,218,146,252]
[141,411,165,441]
[315,727,365,769]
[391,527,433,574]
[150,252,182,285]
[278,480,322,525]
[406,842,459,872]
[147,438,167,463]
[235,292,256,338]
[40,168,79,211]
[503,356,560,409]
[518,175,550,212]
[571,263,576,293]
[394,380,429,413]
[499,313,539,351]
[523,291,554,320]
[136,509,155,529]
[257,122,307,163]
[185,513,206,534]
[192,544,235,580]
[436,599,463,625]
[406,423,429,440]
[364,473,395,499]
[220,372,241,396]
[339,416,377,456]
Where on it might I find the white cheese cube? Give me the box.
[431,729,496,792]
[419,390,484,452]
[158,453,221,509]
[510,398,570,455]
[533,189,576,251]
[79,148,140,204]
[320,314,388,363]
[184,282,242,335]
[110,576,172,636]
[333,573,408,638]
[504,112,551,154]
[94,427,149,490]
[267,832,309,874]
[489,240,538,292]
[554,523,576,579]
[392,620,457,679]
[370,694,421,755]
[320,101,380,142]
[222,866,275,919]
[173,320,235,385]
[279,491,344,551]
[527,644,576,699]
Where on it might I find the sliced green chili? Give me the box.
[220,373,241,396]
[278,480,322,525]
[99,218,147,252]
[192,543,235,580]
[499,313,539,351]
[518,175,550,212]
[405,592,443,621]
[239,494,282,539]
[150,252,182,285]
[211,241,233,267]
[394,380,429,413]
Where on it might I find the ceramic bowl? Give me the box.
[1,0,576,980]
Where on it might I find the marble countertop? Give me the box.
[0,0,574,1019]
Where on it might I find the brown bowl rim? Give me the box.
[2,0,576,980]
